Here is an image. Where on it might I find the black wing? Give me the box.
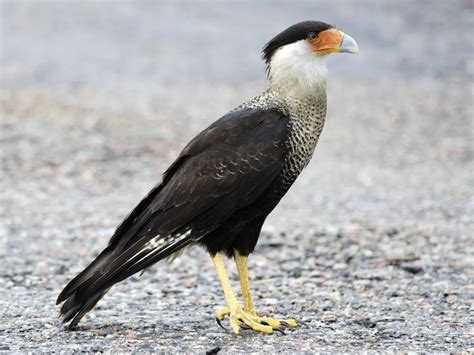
[111,106,290,248]
[57,106,290,326]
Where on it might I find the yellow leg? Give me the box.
[212,251,298,334]
[234,251,256,314]
[211,252,273,334]
[234,251,298,329]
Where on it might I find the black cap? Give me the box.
[262,21,334,65]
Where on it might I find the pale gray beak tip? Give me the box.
[340,34,359,54]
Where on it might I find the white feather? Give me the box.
[268,39,327,95]
[116,229,194,278]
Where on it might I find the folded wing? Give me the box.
[57,107,290,328]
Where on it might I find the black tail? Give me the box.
[56,234,193,329]
[56,247,115,329]
[60,289,110,329]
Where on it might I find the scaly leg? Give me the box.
[235,251,256,314]
[211,252,274,334]
[214,251,298,333]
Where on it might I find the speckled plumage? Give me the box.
[244,84,327,190]
[57,20,334,330]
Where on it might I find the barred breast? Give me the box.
[245,85,327,190]
[281,89,327,188]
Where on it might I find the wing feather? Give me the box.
[87,107,289,295]
[58,107,290,310]
[110,106,289,249]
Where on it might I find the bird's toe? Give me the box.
[280,319,298,328]
[216,307,297,334]
[215,306,230,321]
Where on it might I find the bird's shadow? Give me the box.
[57,317,299,342]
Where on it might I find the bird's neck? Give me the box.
[263,81,327,124]
[268,76,327,96]
[266,54,327,120]
[267,52,328,99]
[242,53,328,122]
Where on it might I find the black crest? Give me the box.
[262,21,334,66]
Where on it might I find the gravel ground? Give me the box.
[1,0,473,352]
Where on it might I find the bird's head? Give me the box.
[263,21,358,92]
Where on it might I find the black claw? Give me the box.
[273,327,286,335]
[261,321,269,326]
[215,317,227,330]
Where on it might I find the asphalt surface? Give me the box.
[1,0,473,352]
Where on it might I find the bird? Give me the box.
[57,20,358,335]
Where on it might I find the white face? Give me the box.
[268,39,328,94]
[266,27,358,95]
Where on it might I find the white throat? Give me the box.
[267,40,327,96]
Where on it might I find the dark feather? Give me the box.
[57,106,290,328]
[262,21,333,71]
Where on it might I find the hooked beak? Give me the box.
[311,29,359,55]
[339,32,359,54]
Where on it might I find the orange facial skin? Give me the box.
[308,29,344,54]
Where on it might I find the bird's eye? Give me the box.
[308,32,317,39]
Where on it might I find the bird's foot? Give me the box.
[215,306,297,335]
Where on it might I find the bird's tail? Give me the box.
[56,232,193,329]
[56,247,115,329]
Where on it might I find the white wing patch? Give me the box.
[126,229,193,271]
[144,229,192,251]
